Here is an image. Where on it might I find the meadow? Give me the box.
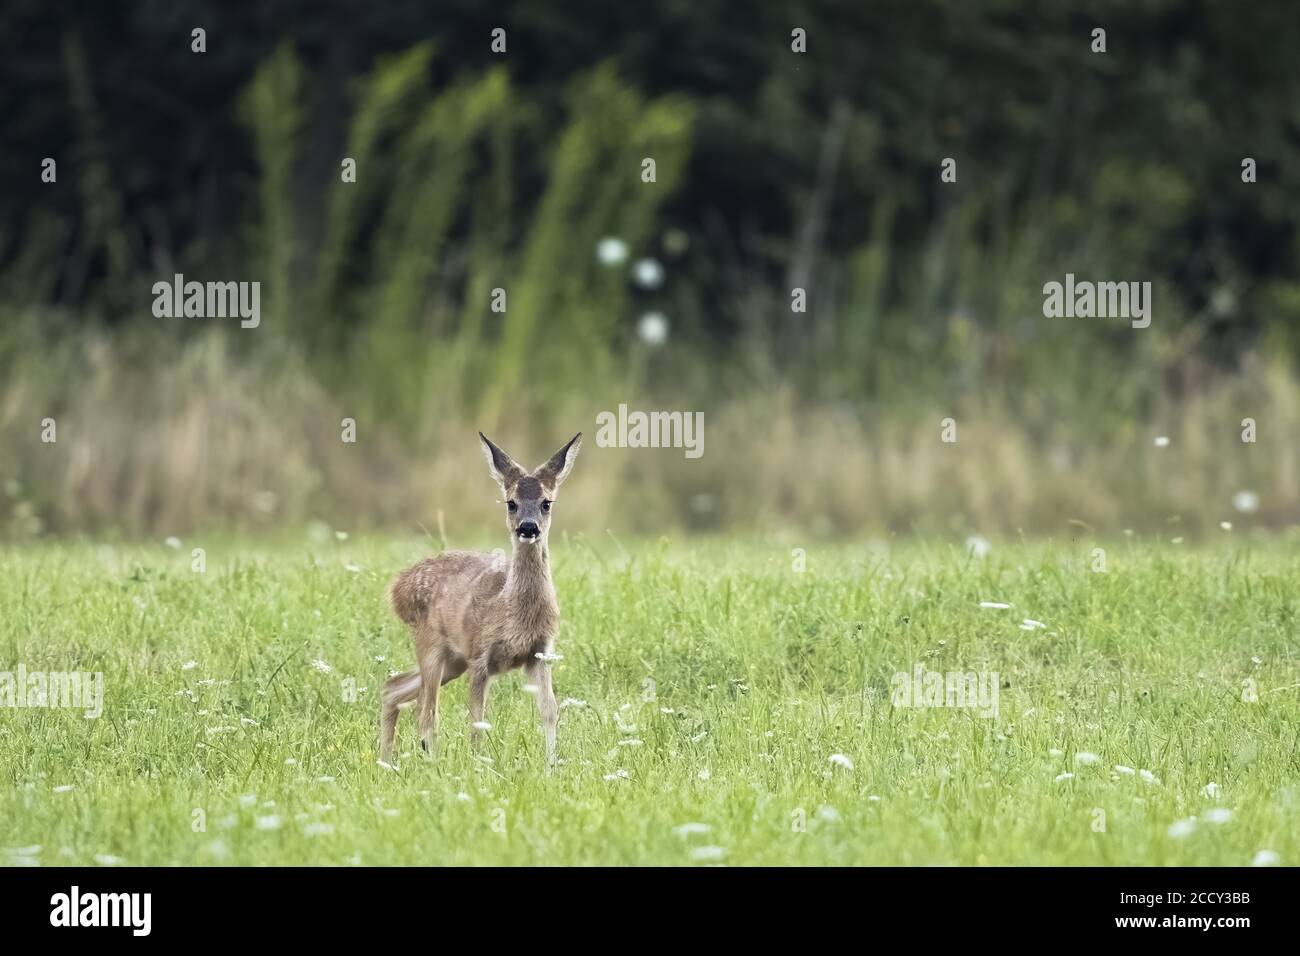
[2,532,1296,866]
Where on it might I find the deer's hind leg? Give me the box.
[422,655,468,752]
[415,622,449,755]
[379,669,420,762]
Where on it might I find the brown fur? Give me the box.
[379,432,581,763]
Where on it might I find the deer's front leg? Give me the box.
[525,659,558,765]
[468,663,492,751]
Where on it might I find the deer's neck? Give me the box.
[504,540,557,634]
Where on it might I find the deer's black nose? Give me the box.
[517,521,540,538]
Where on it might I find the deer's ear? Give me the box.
[536,433,582,487]
[479,432,524,489]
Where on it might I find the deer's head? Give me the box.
[479,432,582,545]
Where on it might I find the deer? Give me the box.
[379,431,582,765]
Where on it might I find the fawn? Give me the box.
[380,431,582,764]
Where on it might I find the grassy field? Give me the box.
[1,532,1297,866]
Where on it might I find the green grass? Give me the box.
[1,532,1297,866]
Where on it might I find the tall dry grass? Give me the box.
[2,310,1294,540]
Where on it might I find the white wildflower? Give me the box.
[632,257,665,290]
[815,805,842,824]
[673,823,712,837]
[596,237,629,266]
[1232,490,1259,514]
[637,311,670,347]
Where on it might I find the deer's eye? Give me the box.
[541,500,552,513]
[507,500,518,513]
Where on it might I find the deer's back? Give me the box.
[388,550,507,629]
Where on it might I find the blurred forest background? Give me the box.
[0,0,1297,539]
